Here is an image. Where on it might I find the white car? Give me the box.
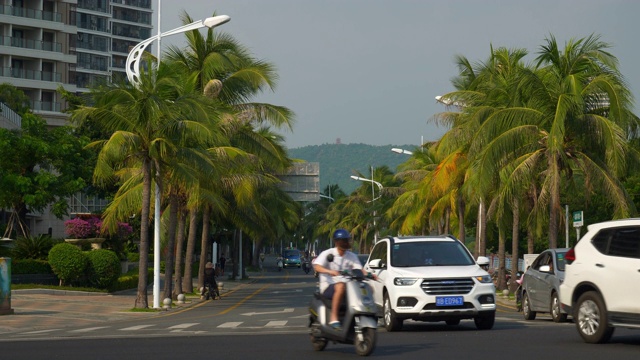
[559,219,640,343]
[363,235,496,331]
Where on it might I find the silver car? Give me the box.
[521,248,569,322]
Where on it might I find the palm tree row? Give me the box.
[316,35,639,291]
[411,35,638,289]
[72,12,298,308]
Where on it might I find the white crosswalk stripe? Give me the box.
[69,326,110,333]
[218,321,243,328]
[265,321,288,327]
[167,323,199,330]
[120,325,155,331]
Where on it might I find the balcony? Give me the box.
[0,67,62,82]
[0,5,62,23]
[0,36,62,53]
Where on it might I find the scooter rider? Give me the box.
[313,228,376,329]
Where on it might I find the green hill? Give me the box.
[287,143,417,194]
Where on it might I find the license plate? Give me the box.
[436,296,463,306]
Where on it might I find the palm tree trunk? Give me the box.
[549,158,560,249]
[182,209,198,294]
[135,160,152,309]
[510,200,520,294]
[457,196,465,242]
[173,208,187,297]
[479,199,487,256]
[197,207,211,291]
[162,193,179,300]
[497,226,507,291]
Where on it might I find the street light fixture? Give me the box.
[125,10,230,309]
[350,173,383,242]
[391,148,413,155]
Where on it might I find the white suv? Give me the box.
[363,235,496,331]
[559,219,640,343]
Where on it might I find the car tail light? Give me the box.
[565,247,576,265]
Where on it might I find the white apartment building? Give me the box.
[0,0,153,237]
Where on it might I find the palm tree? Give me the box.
[72,64,222,308]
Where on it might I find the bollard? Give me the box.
[163,297,172,310]
[177,294,185,304]
[0,257,14,315]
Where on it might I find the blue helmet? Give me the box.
[333,229,351,241]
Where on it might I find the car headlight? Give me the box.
[394,278,418,286]
[475,275,492,283]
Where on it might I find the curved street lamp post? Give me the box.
[125,12,230,309]
[350,173,383,243]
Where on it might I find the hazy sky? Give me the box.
[156,0,640,149]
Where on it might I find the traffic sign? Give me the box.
[573,211,584,227]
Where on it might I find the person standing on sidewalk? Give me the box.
[219,254,226,276]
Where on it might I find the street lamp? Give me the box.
[391,148,413,155]
[350,173,383,242]
[125,11,230,309]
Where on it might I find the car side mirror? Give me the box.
[477,256,490,269]
[368,258,383,269]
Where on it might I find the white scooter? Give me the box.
[308,255,378,356]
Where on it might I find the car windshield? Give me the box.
[284,250,299,258]
[391,241,475,267]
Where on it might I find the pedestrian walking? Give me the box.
[219,254,226,276]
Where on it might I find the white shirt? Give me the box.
[313,247,362,293]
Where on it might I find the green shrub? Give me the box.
[108,268,153,292]
[47,243,89,286]
[11,259,53,274]
[11,234,53,260]
[87,249,121,289]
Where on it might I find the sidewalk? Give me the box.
[0,274,257,335]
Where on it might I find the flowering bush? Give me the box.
[64,216,102,239]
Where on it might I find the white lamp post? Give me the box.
[350,173,383,242]
[125,9,230,309]
[391,148,413,155]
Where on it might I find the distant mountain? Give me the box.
[287,143,417,194]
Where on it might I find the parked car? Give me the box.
[521,248,569,322]
[560,219,640,343]
[364,235,496,331]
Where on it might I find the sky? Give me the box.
[156,0,640,149]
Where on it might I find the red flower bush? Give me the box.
[64,216,102,239]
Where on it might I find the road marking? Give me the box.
[120,325,155,331]
[168,323,199,329]
[270,289,303,294]
[19,329,60,335]
[218,322,243,328]
[265,321,288,327]
[69,326,109,333]
[241,308,294,316]
[217,284,271,315]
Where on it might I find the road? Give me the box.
[2,263,639,359]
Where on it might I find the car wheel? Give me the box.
[550,292,568,323]
[474,312,495,330]
[523,292,536,320]
[383,294,402,332]
[445,319,461,326]
[575,291,615,344]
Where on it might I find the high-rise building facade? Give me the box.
[0,0,153,127]
[0,0,153,237]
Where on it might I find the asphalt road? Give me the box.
[2,260,640,359]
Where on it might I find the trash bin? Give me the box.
[0,257,14,315]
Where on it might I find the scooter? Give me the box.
[302,257,311,274]
[276,257,283,271]
[308,256,378,356]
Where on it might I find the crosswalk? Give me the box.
[14,320,307,337]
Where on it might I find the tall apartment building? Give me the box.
[0,0,153,237]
